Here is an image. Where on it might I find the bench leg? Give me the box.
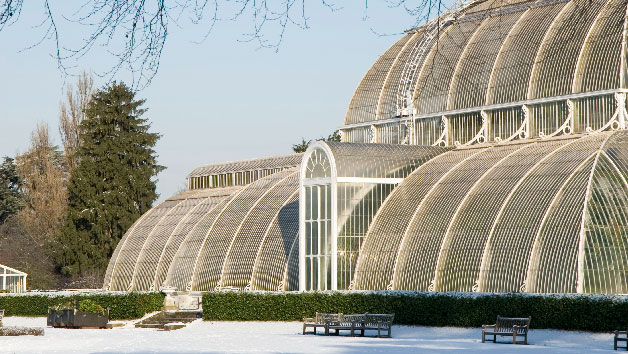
[513,332,517,345]
[614,338,617,351]
[303,324,306,335]
[325,325,329,336]
[482,331,485,343]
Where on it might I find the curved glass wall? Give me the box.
[105,159,301,292]
[352,131,628,294]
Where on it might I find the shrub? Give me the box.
[78,299,106,315]
[0,292,164,320]
[0,326,44,336]
[202,291,628,331]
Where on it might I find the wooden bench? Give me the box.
[327,313,394,338]
[359,314,394,338]
[327,314,363,337]
[482,316,530,344]
[615,330,628,350]
[303,313,341,336]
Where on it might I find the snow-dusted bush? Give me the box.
[0,326,44,336]
[0,291,164,320]
[202,291,628,331]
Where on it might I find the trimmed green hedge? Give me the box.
[0,292,164,320]
[202,291,628,331]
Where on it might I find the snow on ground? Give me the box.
[0,317,620,354]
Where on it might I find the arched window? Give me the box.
[305,148,331,178]
[302,147,333,291]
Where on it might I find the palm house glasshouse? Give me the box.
[104,0,628,295]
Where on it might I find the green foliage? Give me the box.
[0,292,164,320]
[202,291,628,331]
[325,130,341,143]
[292,138,311,153]
[292,130,342,153]
[56,81,164,277]
[0,157,24,224]
[78,299,106,315]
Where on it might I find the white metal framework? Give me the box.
[342,0,628,147]
[103,155,302,292]
[299,142,449,291]
[104,0,628,296]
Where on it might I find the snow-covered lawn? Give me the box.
[0,316,619,353]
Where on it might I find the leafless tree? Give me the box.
[0,1,445,89]
[15,123,68,247]
[59,71,94,173]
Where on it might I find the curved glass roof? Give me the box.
[344,0,626,125]
[104,168,300,292]
[353,131,628,294]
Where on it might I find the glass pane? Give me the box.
[305,257,311,290]
[320,258,327,291]
[326,256,332,290]
[305,222,311,255]
[321,221,326,256]
[312,186,318,220]
[312,221,319,255]
[326,185,332,219]
[321,186,326,219]
[305,186,311,220]
[326,221,332,254]
[313,258,319,290]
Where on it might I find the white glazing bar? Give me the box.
[576,149,605,293]
[217,171,295,288]
[391,148,488,288]
[250,191,299,290]
[526,0,573,99]
[445,16,493,110]
[377,31,419,119]
[621,2,628,89]
[571,0,613,93]
[485,7,533,105]
[524,153,597,291]
[477,136,585,291]
[432,143,534,290]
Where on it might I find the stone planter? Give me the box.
[47,309,108,329]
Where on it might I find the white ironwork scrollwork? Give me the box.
[434,116,449,146]
[368,125,377,143]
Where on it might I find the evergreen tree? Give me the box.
[0,157,24,224]
[57,82,164,277]
[292,130,342,153]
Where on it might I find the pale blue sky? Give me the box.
[0,1,420,202]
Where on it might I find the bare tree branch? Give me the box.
[0,1,446,89]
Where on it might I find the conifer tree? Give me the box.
[0,157,24,224]
[57,82,164,277]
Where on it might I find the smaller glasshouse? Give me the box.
[0,264,27,293]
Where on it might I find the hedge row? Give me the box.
[0,292,165,320]
[202,291,628,331]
